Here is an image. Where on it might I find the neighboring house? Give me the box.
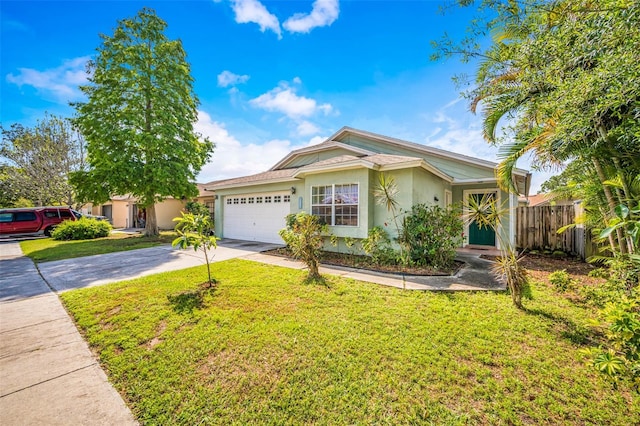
[195,183,216,221]
[519,193,574,207]
[90,195,186,229]
[206,127,531,248]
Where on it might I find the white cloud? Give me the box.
[217,70,250,87]
[424,99,548,194]
[249,82,332,119]
[283,0,339,33]
[195,110,310,182]
[296,120,319,136]
[6,56,90,102]
[231,0,281,39]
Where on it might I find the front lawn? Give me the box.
[20,231,177,263]
[60,259,638,424]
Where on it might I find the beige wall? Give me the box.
[154,199,186,229]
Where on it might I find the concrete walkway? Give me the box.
[0,241,137,425]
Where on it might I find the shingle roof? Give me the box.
[206,168,300,189]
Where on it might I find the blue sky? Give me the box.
[1,0,551,192]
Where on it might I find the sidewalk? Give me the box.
[0,241,137,425]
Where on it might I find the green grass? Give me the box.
[60,259,639,425]
[20,232,177,263]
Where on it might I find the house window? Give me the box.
[311,183,359,226]
[284,195,291,203]
[274,195,282,203]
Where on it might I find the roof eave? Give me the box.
[206,176,300,191]
[293,159,376,178]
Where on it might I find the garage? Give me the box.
[222,192,291,244]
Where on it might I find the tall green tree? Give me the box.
[72,8,213,236]
[1,114,85,207]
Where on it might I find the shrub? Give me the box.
[398,204,464,269]
[583,296,640,389]
[549,269,575,292]
[51,218,112,240]
[279,212,328,281]
[185,201,210,217]
[362,226,398,265]
[588,268,610,279]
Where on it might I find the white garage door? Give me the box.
[223,192,291,244]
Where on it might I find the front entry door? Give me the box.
[468,192,496,246]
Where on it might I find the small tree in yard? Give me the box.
[172,213,218,288]
[279,212,328,282]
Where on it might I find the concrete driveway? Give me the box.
[37,239,281,293]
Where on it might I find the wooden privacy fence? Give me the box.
[516,204,598,259]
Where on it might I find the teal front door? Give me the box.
[468,219,496,246]
[468,193,496,246]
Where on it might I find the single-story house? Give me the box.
[89,195,186,229]
[206,127,531,249]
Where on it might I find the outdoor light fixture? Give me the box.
[291,186,297,194]
[434,196,439,202]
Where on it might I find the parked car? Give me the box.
[0,206,78,237]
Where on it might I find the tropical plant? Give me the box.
[463,193,529,309]
[434,0,640,255]
[372,173,403,237]
[72,8,214,237]
[279,212,328,281]
[172,212,218,287]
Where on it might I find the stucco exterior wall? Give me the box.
[155,199,186,230]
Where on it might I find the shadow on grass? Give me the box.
[303,275,331,288]
[524,307,597,346]
[167,281,218,313]
[168,290,205,313]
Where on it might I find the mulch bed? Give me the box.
[264,247,463,276]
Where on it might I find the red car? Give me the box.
[0,207,78,237]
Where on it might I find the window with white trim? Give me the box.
[311,183,359,226]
